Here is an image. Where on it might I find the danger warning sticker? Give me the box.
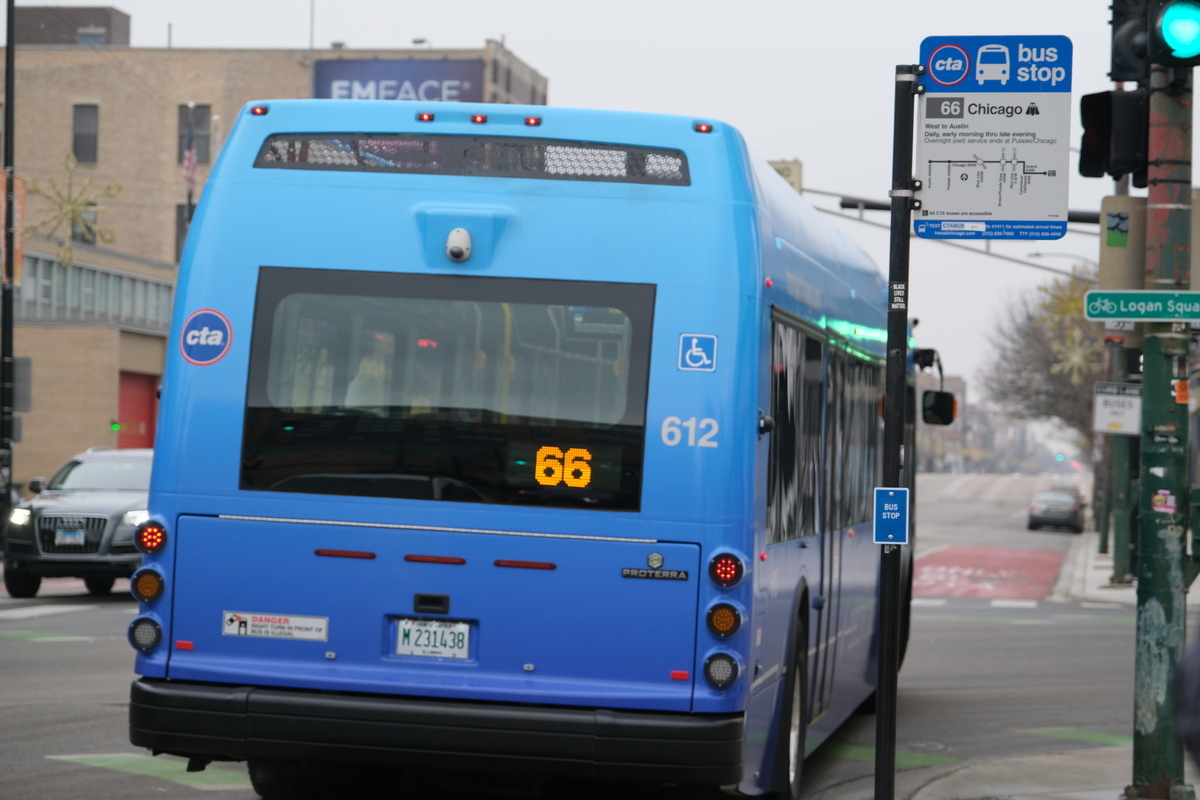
[222,611,328,641]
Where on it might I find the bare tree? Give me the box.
[982,272,1102,454]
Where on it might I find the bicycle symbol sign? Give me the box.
[1088,296,1117,316]
[678,334,718,372]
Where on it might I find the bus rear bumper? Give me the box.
[129,678,744,785]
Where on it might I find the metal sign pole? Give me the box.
[2,0,16,526]
[875,62,923,800]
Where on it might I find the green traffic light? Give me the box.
[111,422,120,432]
[1161,1,1200,59]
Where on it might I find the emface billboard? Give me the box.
[314,59,484,102]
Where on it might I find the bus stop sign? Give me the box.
[874,487,910,545]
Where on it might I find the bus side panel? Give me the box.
[166,515,700,711]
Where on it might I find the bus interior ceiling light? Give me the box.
[135,521,168,554]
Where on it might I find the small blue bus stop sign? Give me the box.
[874,487,910,545]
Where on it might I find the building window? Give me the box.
[71,202,97,244]
[77,26,106,46]
[73,104,98,163]
[178,104,211,164]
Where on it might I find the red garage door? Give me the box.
[118,371,157,449]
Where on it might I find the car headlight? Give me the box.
[122,509,150,527]
[9,508,30,526]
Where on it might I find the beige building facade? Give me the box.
[0,23,548,490]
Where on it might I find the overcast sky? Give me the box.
[13,1,1133,404]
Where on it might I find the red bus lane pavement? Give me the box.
[913,546,1066,599]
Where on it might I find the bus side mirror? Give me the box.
[922,390,956,426]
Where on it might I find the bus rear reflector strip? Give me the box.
[405,554,467,565]
[494,560,556,570]
[176,641,194,650]
[315,549,377,559]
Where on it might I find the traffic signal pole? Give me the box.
[1130,63,1196,800]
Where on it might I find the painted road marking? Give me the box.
[914,546,1065,599]
[1082,601,1123,609]
[912,598,947,607]
[47,753,251,790]
[991,599,1038,608]
[820,742,956,769]
[0,630,95,642]
[1021,728,1132,747]
[0,604,97,620]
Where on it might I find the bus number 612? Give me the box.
[661,417,719,448]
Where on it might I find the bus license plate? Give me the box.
[396,618,470,659]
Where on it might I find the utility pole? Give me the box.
[2,0,16,530]
[1130,61,1195,800]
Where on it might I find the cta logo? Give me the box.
[927,44,970,86]
[180,309,233,366]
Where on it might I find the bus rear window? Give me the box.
[241,268,654,511]
[254,134,690,186]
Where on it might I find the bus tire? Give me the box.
[4,567,40,598]
[767,617,808,800]
[248,760,323,800]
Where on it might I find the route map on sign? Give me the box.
[915,35,1073,241]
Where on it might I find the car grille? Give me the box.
[37,515,108,555]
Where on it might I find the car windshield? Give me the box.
[1035,492,1074,505]
[48,457,152,491]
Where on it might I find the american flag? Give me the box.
[182,124,197,194]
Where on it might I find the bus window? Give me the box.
[242,268,654,510]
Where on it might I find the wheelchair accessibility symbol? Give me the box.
[678,334,718,372]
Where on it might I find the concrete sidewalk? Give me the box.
[807,533,1200,800]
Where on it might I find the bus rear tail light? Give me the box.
[706,603,742,637]
[704,653,739,688]
[131,569,164,603]
[128,617,162,652]
[135,521,168,554]
[709,554,744,587]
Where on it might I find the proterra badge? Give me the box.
[180,309,233,366]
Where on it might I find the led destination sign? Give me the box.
[1085,290,1200,321]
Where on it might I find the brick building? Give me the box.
[0,6,548,487]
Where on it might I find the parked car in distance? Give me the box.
[1028,490,1084,533]
[2,447,152,598]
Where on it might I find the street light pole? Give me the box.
[2,0,17,527]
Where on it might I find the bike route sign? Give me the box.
[914,35,1072,241]
[1085,290,1200,321]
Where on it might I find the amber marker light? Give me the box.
[709,553,744,587]
[706,603,742,638]
[131,569,165,603]
[135,521,167,555]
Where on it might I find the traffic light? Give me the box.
[1149,0,1200,65]
[1112,0,1150,81]
[1079,89,1149,187]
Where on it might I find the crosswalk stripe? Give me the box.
[0,604,97,620]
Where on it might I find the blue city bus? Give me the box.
[127,99,932,799]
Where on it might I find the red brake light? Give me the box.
[495,560,557,570]
[250,105,269,116]
[471,114,488,124]
[417,112,435,122]
[405,554,466,565]
[524,116,542,126]
[135,521,168,554]
[709,554,744,587]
